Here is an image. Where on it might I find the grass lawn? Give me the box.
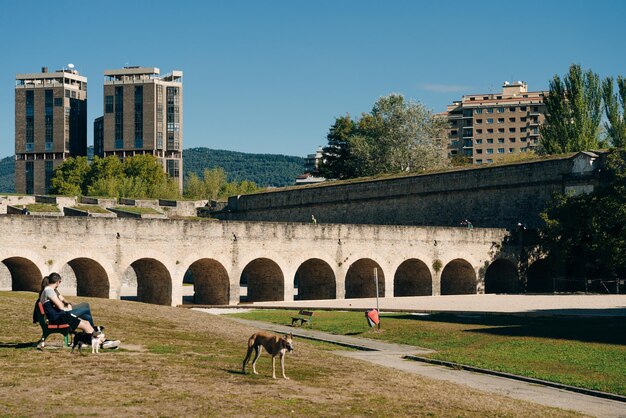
[0,292,578,417]
[230,309,626,396]
[25,203,60,212]
[71,204,111,214]
[112,206,162,215]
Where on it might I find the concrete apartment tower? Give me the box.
[96,67,183,190]
[446,81,547,164]
[15,66,87,194]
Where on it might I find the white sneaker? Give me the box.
[101,340,120,349]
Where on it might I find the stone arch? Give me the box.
[186,259,230,305]
[130,258,172,305]
[526,259,556,293]
[295,258,336,300]
[2,257,42,292]
[441,258,476,295]
[241,258,284,302]
[394,259,432,297]
[484,259,520,294]
[66,258,109,298]
[345,258,384,299]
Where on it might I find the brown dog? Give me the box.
[242,331,294,379]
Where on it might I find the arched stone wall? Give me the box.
[484,259,520,294]
[131,258,172,306]
[2,257,41,292]
[394,259,432,296]
[345,258,384,299]
[67,258,110,298]
[441,258,476,295]
[241,258,284,302]
[295,258,336,300]
[188,259,229,305]
[527,259,556,293]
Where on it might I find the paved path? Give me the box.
[199,311,626,418]
[249,294,626,317]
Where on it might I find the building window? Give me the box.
[54,98,63,107]
[509,127,516,133]
[475,119,482,124]
[487,159,493,163]
[25,91,34,146]
[498,148,505,153]
[475,129,482,134]
[497,118,504,123]
[475,108,483,114]
[134,86,143,148]
[509,138,516,142]
[45,161,54,194]
[520,106,527,111]
[509,148,515,153]
[450,130,458,136]
[487,149,494,154]
[509,118,515,122]
[487,138,494,144]
[497,107,505,113]
[105,95,114,113]
[498,138,505,143]
[509,107,516,112]
[476,159,483,164]
[115,86,124,148]
[157,132,163,149]
[463,109,472,117]
[498,128,505,133]
[487,118,493,124]
[45,90,53,144]
[486,108,494,114]
[166,159,179,178]
[521,137,527,142]
[25,161,34,195]
[532,106,539,112]
[451,120,457,126]
[520,127,527,133]
[487,128,493,133]
[476,149,483,154]
[475,139,482,144]
[520,117,527,122]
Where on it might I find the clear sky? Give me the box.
[1,0,625,160]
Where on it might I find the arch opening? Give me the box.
[241,258,284,302]
[345,259,384,299]
[394,259,432,297]
[66,258,109,298]
[295,259,336,300]
[441,258,476,295]
[186,259,230,305]
[2,257,42,292]
[526,259,557,293]
[129,258,172,305]
[484,259,520,294]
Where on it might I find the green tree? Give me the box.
[539,150,626,280]
[318,115,358,179]
[540,64,603,154]
[319,94,448,179]
[602,76,626,148]
[50,156,90,195]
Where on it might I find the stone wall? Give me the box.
[214,152,605,229]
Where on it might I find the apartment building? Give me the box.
[14,66,87,194]
[446,81,546,164]
[97,67,183,190]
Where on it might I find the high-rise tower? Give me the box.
[15,66,87,194]
[99,67,183,190]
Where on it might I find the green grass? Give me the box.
[230,309,626,396]
[25,203,60,212]
[71,204,111,214]
[113,206,162,215]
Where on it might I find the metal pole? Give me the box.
[374,268,380,330]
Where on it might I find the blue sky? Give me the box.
[1,0,625,160]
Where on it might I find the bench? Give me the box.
[33,301,71,348]
[291,310,314,326]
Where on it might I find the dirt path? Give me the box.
[212,314,626,418]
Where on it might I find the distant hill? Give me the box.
[0,148,305,193]
[0,156,14,193]
[183,147,304,187]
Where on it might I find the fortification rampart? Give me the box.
[214,152,604,228]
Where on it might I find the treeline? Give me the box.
[183,148,304,187]
[0,156,14,193]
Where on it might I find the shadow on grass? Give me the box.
[384,313,626,345]
[0,341,36,349]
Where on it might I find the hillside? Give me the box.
[0,156,14,193]
[0,148,305,192]
[183,147,304,187]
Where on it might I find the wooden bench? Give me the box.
[34,301,71,348]
[291,310,314,326]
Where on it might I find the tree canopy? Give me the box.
[602,76,626,148]
[183,167,261,200]
[540,64,603,154]
[319,94,449,179]
[539,150,626,280]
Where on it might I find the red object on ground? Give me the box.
[366,309,380,327]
